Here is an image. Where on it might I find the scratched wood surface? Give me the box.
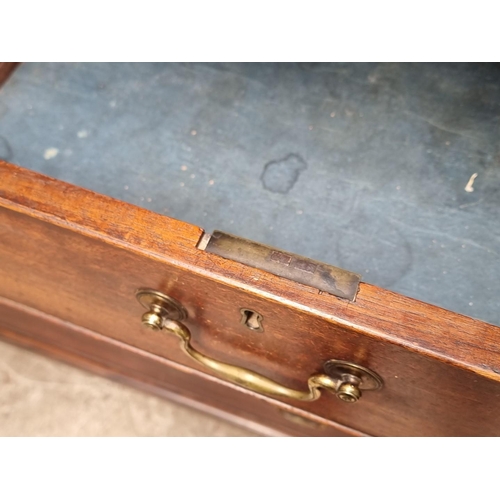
[1,161,500,435]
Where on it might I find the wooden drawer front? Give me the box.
[1,162,500,436]
[0,296,360,437]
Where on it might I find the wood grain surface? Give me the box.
[1,160,500,435]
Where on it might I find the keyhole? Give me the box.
[240,309,264,332]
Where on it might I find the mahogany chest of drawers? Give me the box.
[1,62,499,436]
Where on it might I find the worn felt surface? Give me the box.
[0,63,499,326]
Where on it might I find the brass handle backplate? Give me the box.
[136,289,383,404]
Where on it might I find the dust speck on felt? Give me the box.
[465,173,478,193]
[208,179,215,186]
[181,165,188,171]
[77,130,89,139]
[191,130,197,136]
[43,148,59,160]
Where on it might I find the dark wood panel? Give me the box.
[0,295,360,437]
[1,160,500,435]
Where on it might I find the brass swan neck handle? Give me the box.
[164,318,342,402]
[136,289,383,404]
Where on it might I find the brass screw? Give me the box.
[141,311,163,331]
[336,382,362,403]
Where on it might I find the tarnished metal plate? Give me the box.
[203,231,361,301]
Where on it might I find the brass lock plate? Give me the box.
[200,231,361,301]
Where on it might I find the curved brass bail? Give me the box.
[163,318,340,401]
